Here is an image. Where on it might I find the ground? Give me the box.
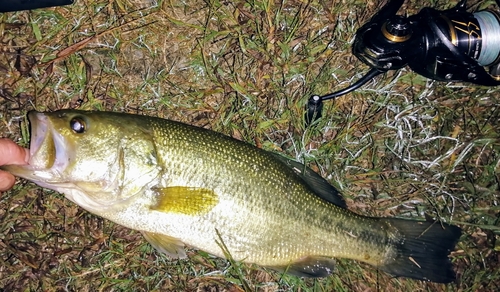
[0,0,499,291]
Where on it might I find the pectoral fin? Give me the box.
[142,231,187,259]
[271,256,336,278]
[151,186,219,215]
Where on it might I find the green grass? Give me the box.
[1,0,500,290]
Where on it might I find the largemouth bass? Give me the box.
[2,110,461,283]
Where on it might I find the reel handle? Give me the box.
[305,68,383,125]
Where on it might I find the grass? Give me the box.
[1,0,500,290]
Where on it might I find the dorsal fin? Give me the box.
[270,153,346,208]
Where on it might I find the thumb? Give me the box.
[0,139,29,166]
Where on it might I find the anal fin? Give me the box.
[271,256,336,278]
[142,231,187,259]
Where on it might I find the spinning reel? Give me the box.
[306,0,500,124]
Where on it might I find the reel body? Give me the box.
[355,0,500,85]
[307,0,500,124]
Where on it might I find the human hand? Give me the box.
[0,138,29,192]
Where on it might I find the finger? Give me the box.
[0,138,29,165]
[0,171,16,192]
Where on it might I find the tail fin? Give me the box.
[379,218,461,283]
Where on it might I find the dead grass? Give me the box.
[1,0,500,291]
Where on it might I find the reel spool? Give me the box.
[307,0,500,124]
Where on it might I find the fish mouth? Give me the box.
[5,111,70,182]
[28,111,56,169]
[28,111,71,173]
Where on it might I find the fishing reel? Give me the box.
[306,0,500,124]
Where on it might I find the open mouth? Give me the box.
[1,111,68,183]
[27,111,70,174]
[28,111,56,170]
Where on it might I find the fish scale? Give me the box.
[2,110,462,283]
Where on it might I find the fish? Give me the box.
[2,109,462,283]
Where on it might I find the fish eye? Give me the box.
[70,117,86,134]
